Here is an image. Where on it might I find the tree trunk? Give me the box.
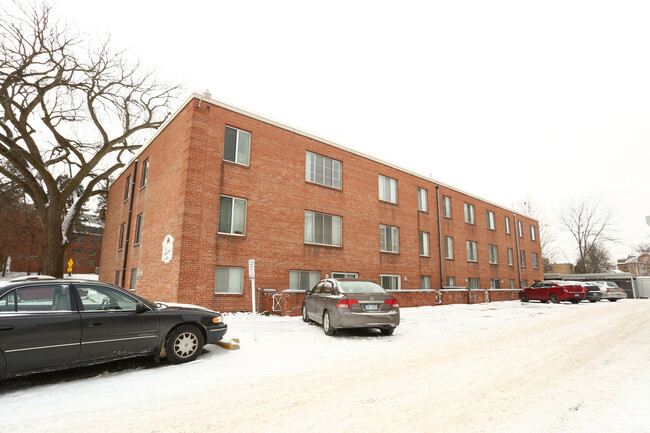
[41,208,67,278]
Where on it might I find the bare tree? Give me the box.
[0,3,180,276]
[558,196,616,274]
[517,199,559,272]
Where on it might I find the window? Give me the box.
[219,195,247,235]
[417,188,428,212]
[130,268,139,291]
[77,284,138,311]
[446,276,456,287]
[464,203,475,224]
[215,267,244,294]
[114,270,121,287]
[123,175,131,200]
[141,158,149,187]
[468,278,480,289]
[224,126,251,165]
[530,225,536,241]
[90,239,98,245]
[118,223,125,250]
[420,276,431,289]
[75,258,82,265]
[486,211,495,230]
[532,252,539,269]
[304,211,342,246]
[76,236,84,243]
[488,245,498,264]
[419,232,430,257]
[332,272,358,279]
[507,248,514,266]
[89,248,96,256]
[305,151,342,189]
[520,251,526,267]
[380,224,399,253]
[518,220,523,237]
[522,279,528,288]
[380,274,401,290]
[444,236,454,259]
[490,279,501,289]
[3,285,71,312]
[505,216,511,234]
[466,240,478,262]
[290,270,320,291]
[378,175,398,204]
[74,247,83,254]
[442,196,452,218]
[88,259,95,267]
[510,279,516,289]
[134,213,143,244]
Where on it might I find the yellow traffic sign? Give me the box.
[68,259,74,267]
[67,267,73,272]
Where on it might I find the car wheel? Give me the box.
[302,304,310,323]
[165,325,204,364]
[608,299,618,302]
[569,299,580,304]
[323,311,337,336]
[380,327,395,336]
[589,299,597,303]
[520,293,529,303]
[549,294,559,304]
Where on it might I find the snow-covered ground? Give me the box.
[2,300,649,433]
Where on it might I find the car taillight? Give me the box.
[384,299,399,308]
[336,298,359,309]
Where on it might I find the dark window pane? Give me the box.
[224,127,237,162]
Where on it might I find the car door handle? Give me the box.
[0,325,15,331]
[90,322,103,327]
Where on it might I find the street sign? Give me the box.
[67,267,72,273]
[67,259,74,267]
[248,259,255,280]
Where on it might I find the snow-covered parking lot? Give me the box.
[2,299,650,433]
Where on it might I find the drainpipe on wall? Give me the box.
[121,159,139,288]
[435,186,444,289]
[513,213,522,289]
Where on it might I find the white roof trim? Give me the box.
[114,91,535,220]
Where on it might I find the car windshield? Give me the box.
[338,281,386,294]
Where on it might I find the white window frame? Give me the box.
[444,236,454,259]
[486,210,495,230]
[419,231,430,257]
[532,252,539,269]
[420,275,431,290]
[380,274,401,290]
[224,125,251,166]
[332,272,358,279]
[442,196,452,218]
[510,279,516,289]
[380,224,399,253]
[466,240,478,262]
[530,225,536,241]
[520,251,526,267]
[505,216,511,234]
[218,195,247,236]
[490,279,501,289]
[464,203,475,224]
[305,151,342,189]
[518,220,523,238]
[488,244,498,264]
[507,248,514,266]
[378,174,398,204]
[304,211,342,247]
[417,187,428,212]
[290,270,320,291]
[468,277,480,289]
[446,276,456,287]
[134,213,143,244]
[140,158,149,188]
[215,266,244,294]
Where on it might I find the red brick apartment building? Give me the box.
[99,93,543,315]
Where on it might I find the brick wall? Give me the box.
[100,95,543,313]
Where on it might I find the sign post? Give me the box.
[249,259,257,341]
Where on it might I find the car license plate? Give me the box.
[364,303,378,311]
[574,294,579,297]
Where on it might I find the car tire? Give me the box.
[380,327,395,336]
[165,325,204,364]
[569,299,580,304]
[520,293,529,303]
[323,311,337,336]
[302,304,310,323]
[608,299,618,302]
[549,294,559,304]
[589,299,597,303]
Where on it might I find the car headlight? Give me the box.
[212,316,223,324]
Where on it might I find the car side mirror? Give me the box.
[135,302,149,313]
[304,290,311,295]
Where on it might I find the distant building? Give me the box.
[547,263,575,274]
[617,254,650,276]
[99,93,544,315]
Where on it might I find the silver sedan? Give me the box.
[302,279,400,336]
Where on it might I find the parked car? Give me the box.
[302,278,400,336]
[519,280,586,304]
[588,281,628,302]
[0,276,227,379]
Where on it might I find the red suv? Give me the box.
[519,280,586,304]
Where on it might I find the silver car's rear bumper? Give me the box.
[332,309,400,329]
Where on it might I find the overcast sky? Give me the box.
[47,0,650,263]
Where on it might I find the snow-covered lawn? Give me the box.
[2,300,649,433]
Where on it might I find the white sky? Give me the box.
[47,0,650,262]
